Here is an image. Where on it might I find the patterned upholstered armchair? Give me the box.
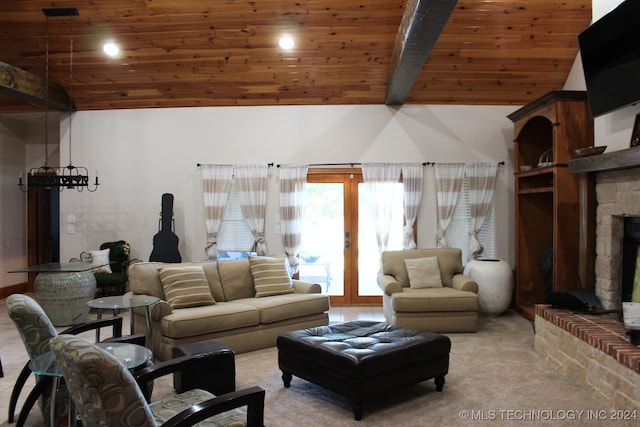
[6,294,133,427]
[50,334,265,427]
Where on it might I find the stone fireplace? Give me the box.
[594,167,640,310]
[534,147,640,410]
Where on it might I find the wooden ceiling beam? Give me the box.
[0,61,74,112]
[385,0,458,105]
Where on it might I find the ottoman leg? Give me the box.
[353,403,363,421]
[282,372,292,388]
[172,342,235,395]
[435,376,446,392]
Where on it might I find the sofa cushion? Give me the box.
[158,265,216,309]
[200,262,226,302]
[249,256,295,298]
[161,302,260,338]
[129,262,166,299]
[391,287,478,312]
[404,256,443,289]
[217,259,256,301]
[237,293,330,324]
[381,248,464,288]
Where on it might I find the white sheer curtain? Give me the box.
[201,164,234,259]
[467,163,498,260]
[279,165,308,274]
[362,163,402,254]
[434,163,465,248]
[234,164,269,255]
[401,164,423,249]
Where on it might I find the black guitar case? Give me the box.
[149,193,182,263]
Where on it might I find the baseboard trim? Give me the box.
[0,282,29,299]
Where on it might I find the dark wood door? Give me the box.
[27,186,59,290]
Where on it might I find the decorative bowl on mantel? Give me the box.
[575,145,607,157]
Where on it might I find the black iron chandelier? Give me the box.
[18,8,99,192]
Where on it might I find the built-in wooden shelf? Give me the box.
[509,91,592,321]
[518,188,554,194]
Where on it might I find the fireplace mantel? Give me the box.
[569,145,640,174]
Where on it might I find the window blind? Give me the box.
[217,179,255,251]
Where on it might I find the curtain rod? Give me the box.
[196,161,505,168]
[196,163,274,167]
[424,161,505,166]
[277,161,505,168]
[277,162,429,168]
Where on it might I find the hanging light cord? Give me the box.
[67,14,74,168]
[44,14,50,168]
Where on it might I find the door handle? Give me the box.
[345,241,350,248]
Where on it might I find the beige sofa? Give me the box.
[377,248,479,333]
[129,258,330,360]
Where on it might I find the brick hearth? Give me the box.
[535,305,640,409]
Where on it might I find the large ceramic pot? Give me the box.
[464,259,514,315]
[34,271,97,326]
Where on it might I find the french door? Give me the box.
[299,168,404,305]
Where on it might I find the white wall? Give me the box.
[57,104,516,266]
[0,117,28,287]
[565,0,640,151]
[591,0,640,151]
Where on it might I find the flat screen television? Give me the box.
[578,0,640,118]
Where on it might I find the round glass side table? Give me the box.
[87,295,160,357]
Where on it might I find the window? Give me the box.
[217,179,255,252]
[445,177,496,263]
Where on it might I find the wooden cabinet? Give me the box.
[508,91,594,320]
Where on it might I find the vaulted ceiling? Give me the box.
[0,0,592,113]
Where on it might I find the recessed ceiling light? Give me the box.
[278,35,294,50]
[103,42,120,57]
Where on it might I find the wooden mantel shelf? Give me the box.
[569,145,640,174]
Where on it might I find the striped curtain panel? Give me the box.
[401,164,423,250]
[467,162,498,260]
[201,164,234,259]
[362,163,402,254]
[278,165,308,274]
[434,163,465,248]
[235,164,269,255]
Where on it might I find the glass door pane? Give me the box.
[300,182,345,298]
[300,170,403,305]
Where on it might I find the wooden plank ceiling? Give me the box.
[0,0,592,112]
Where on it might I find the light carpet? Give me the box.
[4,311,634,426]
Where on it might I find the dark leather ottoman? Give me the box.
[277,320,451,420]
[172,341,236,395]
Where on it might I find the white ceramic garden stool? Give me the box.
[464,259,514,315]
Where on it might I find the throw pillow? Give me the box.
[217,259,255,301]
[158,265,216,309]
[89,249,112,274]
[404,256,443,289]
[249,256,295,297]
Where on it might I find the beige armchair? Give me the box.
[377,248,479,333]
